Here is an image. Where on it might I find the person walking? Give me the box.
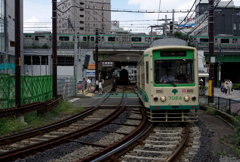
[95,79,99,93]
[111,78,117,95]
[82,78,87,95]
[99,80,103,95]
[220,81,224,93]
[228,79,232,95]
[87,77,92,92]
[224,79,229,95]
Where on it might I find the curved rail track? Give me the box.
[0,89,127,162]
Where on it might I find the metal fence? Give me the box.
[199,96,240,115]
[57,76,76,99]
[0,74,52,109]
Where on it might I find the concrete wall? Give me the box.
[24,65,74,76]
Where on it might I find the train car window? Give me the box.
[35,36,45,41]
[146,61,149,84]
[200,38,208,43]
[59,36,69,41]
[154,60,194,85]
[132,37,142,42]
[221,39,229,43]
[91,37,94,41]
[83,37,87,41]
[108,37,115,41]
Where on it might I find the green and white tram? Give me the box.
[136,45,199,122]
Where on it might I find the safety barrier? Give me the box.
[0,74,53,109]
[57,75,76,99]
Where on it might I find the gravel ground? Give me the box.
[116,126,136,134]
[191,120,220,162]
[15,108,136,162]
[219,156,240,162]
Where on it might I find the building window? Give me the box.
[88,17,90,20]
[233,23,237,30]
[80,21,84,24]
[80,28,84,30]
[80,2,84,5]
[80,9,84,11]
[80,15,84,17]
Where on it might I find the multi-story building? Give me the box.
[0,0,24,74]
[57,0,111,34]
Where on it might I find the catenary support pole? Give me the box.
[208,0,214,103]
[172,9,175,34]
[4,0,8,74]
[95,28,99,81]
[15,0,21,108]
[40,56,41,76]
[52,0,57,98]
[74,0,77,79]
[31,56,33,75]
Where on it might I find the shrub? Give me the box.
[206,107,216,115]
[42,43,48,49]
[233,84,240,90]
[199,86,208,96]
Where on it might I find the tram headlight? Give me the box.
[160,96,166,102]
[184,95,190,102]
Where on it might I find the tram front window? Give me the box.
[154,60,194,85]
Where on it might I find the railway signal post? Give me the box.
[208,0,215,103]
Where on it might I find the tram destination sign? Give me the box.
[161,51,186,57]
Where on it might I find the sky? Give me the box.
[23,0,240,33]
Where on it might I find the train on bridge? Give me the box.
[23,32,240,49]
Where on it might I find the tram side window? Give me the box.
[141,62,145,85]
[221,39,229,43]
[35,36,45,41]
[132,37,142,42]
[146,61,149,84]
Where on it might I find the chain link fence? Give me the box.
[57,76,76,99]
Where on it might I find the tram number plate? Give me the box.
[168,96,182,100]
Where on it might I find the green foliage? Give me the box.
[0,101,83,136]
[233,84,240,90]
[206,107,216,115]
[199,86,208,96]
[0,117,25,136]
[42,43,48,49]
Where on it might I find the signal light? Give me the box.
[192,96,196,101]
[153,96,158,101]
[155,107,159,109]
[191,106,196,109]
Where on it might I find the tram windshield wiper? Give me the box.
[169,81,177,87]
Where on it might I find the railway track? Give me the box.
[0,89,123,162]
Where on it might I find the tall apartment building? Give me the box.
[57,0,111,34]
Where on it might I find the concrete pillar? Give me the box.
[16,115,27,124]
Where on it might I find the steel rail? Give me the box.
[0,91,126,162]
[0,93,110,146]
[166,126,190,162]
[0,95,63,119]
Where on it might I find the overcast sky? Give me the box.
[23,0,240,33]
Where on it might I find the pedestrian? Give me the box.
[224,79,228,95]
[199,78,203,86]
[228,79,232,94]
[26,70,29,75]
[82,78,87,95]
[111,78,117,95]
[95,79,99,93]
[220,81,224,93]
[87,77,91,92]
[99,80,103,95]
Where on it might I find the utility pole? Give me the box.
[208,0,214,102]
[172,9,175,34]
[4,0,8,74]
[52,0,57,98]
[95,28,99,81]
[15,0,21,108]
[74,0,77,80]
